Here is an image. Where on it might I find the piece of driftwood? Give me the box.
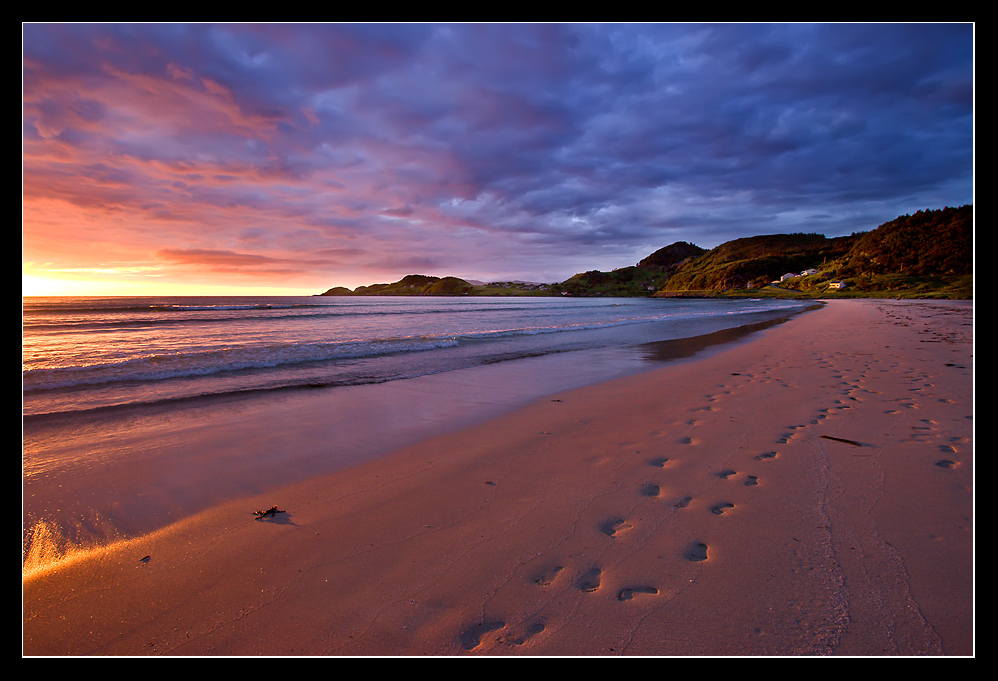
[819,435,864,447]
[254,505,286,518]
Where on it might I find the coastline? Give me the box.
[22,299,973,656]
[22,300,814,556]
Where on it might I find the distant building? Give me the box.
[780,272,797,282]
[828,281,847,290]
[801,268,818,276]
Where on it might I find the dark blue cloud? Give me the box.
[23,22,974,285]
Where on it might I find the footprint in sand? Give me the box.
[601,517,630,537]
[509,621,546,646]
[686,542,709,562]
[674,496,693,508]
[649,457,670,467]
[579,567,603,592]
[718,470,737,479]
[617,586,660,601]
[710,502,735,515]
[754,451,777,461]
[459,620,506,650]
[641,483,661,497]
[940,436,970,454]
[534,565,565,587]
[935,459,960,469]
[777,425,806,444]
[744,475,759,486]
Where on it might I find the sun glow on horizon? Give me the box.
[21,274,316,298]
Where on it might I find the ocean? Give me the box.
[23,295,818,565]
[23,295,814,419]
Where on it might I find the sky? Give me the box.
[22,23,974,296]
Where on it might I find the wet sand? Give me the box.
[22,299,973,656]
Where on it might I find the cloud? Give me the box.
[22,23,974,292]
[156,247,289,267]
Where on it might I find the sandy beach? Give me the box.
[22,298,973,656]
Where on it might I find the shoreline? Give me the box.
[22,297,813,422]
[22,299,973,656]
[23,302,814,557]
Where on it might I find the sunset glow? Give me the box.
[22,23,974,296]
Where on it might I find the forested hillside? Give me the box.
[655,205,972,298]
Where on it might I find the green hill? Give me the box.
[544,241,707,297]
[653,205,971,298]
[637,241,708,271]
[320,274,474,296]
[656,232,855,293]
[839,206,972,278]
